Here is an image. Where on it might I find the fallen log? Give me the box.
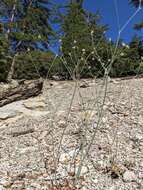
[0,79,43,107]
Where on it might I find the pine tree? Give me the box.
[129,35,143,59]
[0,0,54,51]
[0,32,11,81]
[59,0,107,78]
[0,0,55,81]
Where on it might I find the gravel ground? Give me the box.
[0,78,143,189]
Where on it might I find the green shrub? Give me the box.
[13,51,55,79]
[0,59,11,82]
[0,36,11,82]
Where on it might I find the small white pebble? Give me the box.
[123,170,137,182]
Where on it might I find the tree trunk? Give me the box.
[6,0,17,82]
[0,79,43,107]
[7,54,17,82]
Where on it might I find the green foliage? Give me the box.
[0,0,54,51]
[13,51,55,79]
[1,0,143,82]
[59,1,107,79]
[0,35,11,82]
[12,5,53,42]
[0,0,56,82]
[110,36,143,77]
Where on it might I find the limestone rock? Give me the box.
[0,110,20,120]
[23,99,46,111]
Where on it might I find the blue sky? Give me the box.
[53,0,143,43]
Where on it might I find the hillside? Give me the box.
[0,78,143,189]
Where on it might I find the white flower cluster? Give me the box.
[122,42,129,48]
[120,52,124,56]
[91,30,94,35]
[38,35,41,39]
[82,49,86,54]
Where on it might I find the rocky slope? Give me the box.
[0,78,143,189]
